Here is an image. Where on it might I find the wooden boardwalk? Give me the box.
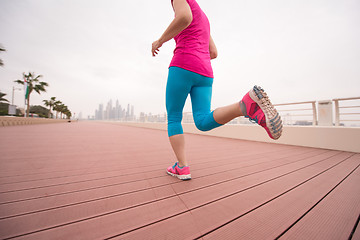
[0,122,359,240]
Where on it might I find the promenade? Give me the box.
[0,121,359,239]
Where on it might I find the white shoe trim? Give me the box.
[167,170,191,180]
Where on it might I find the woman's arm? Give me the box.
[152,0,193,56]
[209,35,218,59]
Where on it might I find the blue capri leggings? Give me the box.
[166,66,222,137]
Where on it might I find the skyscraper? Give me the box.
[94,100,134,121]
[99,104,104,120]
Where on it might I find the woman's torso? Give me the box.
[169,0,213,78]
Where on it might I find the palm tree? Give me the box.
[64,108,72,119]
[61,105,72,119]
[43,97,60,118]
[52,101,71,119]
[53,101,62,119]
[14,72,48,117]
[0,45,5,67]
[58,104,67,119]
[0,91,9,103]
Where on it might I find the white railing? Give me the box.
[333,97,360,126]
[273,98,360,127]
[118,97,360,127]
[274,101,317,126]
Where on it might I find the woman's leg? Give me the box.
[190,76,222,131]
[213,102,245,125]
[166,67,192,167]
[190,74,245,130]
[169,134,187,166]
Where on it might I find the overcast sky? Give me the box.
[1,0,359,118]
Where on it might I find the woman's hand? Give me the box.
[152,40,163,57]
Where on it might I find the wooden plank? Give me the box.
[111,212,203,240]
[0,142,314,204]
[0,123,170,176]
[279,154,360,240]
[0,122,293,185]
[352,220,360,240]
[0,134,293,182]
[0,148,324,220]
[9,151,347,239]
[0,143,297,193]
[1,122,358,240]
[200,153,359,239]
[0,150,173,184]
[0,122,310,239]
[118,152,354,239]
[5,196,190,240]
[176,151,342,207]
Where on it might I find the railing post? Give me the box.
[312,102,317,125]
[334,100,340,126]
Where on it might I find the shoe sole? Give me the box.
[167,171,192,180]
[249,85,283,140]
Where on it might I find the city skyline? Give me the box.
[93,99,135,121]
[91,98,168,123]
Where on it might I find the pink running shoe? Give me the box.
[166,162,191,180]
[241,85,283,140]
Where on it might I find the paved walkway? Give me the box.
[0,122,359,240]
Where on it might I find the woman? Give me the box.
[152,0,282,180]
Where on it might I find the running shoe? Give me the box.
[241,85,283,140]
[166,162,191,180]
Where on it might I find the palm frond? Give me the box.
[0,92,9,102]
[40,81,49,87]
[14,79,24,85]
[0,45,5,67]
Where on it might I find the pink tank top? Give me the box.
[169,0,213,78]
